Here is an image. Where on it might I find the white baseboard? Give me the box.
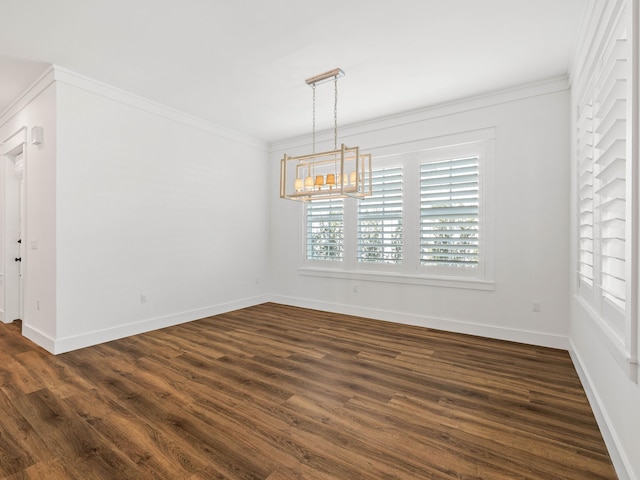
[22,324,56,352]
[569,339,634,480]
[29,294,269,354]
[269,295,569,350]
[21,291,567,353]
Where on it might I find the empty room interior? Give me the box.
[0,0,639,479]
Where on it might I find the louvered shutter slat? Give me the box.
[357,166,403,264]
[420,157,479,268]
[591,22,628,309]
[306,199,344,261]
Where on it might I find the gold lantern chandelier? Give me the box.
[280,68,372,202]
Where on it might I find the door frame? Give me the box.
[1,127,27,324]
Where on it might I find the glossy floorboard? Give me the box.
[0,303,616,479]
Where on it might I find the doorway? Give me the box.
[2,130,26,324]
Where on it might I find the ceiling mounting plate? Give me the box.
[305,68,345,87]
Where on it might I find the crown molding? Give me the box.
[51,66,268,151]
[270,76,569,153]
[1,64,268,151]
[0,65,56,130]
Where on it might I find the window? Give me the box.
[302,132,493,290]
[306,198,344,261]
[572,0,635,379]
[575,1,628,338]
[357,166,403,264]
[420,157,478,268]
[594,30,627,311]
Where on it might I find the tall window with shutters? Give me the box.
[357,166,403,265]
[306,198,344,262]
[575,0,629,341]
[419,157,479,271]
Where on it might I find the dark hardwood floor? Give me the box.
[0,303,616,479]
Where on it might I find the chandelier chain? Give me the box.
[312,84,316,154]
[334,77,338,150]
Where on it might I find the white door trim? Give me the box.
[1,126,27,323]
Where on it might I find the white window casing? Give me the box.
[573,0,638,379]
[302,131,495,291]
[576,0,629,345]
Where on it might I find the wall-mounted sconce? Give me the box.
[31,126,43,145]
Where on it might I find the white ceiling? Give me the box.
[0,0,586,143]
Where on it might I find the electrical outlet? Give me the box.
[532,301,541,313]
[36,299,40,310]
[140,294,147,304]
[353,285,358,293]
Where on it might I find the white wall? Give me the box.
[269,80,571,349]
[0,70,57,342]
[48,68,270,352]
[2,66,270,353]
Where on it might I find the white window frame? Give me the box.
[300,129,495,291]
[304,197,345,263]
[572,0,637,379]
[356,165,404,268]
[349,156,406,273]
[417,144,487,280]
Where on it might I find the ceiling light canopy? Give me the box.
[280,68,372,202]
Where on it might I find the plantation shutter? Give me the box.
[357,166,403,264]
[306,198,344,261]
[593,24,628,310]
[577,96,595,286]
[420,157,479,268]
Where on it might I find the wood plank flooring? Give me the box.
[0,303,617,479]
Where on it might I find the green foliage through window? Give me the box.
[306,199,344,261]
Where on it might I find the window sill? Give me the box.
[574,294,638,381]
[298,267,495,291]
